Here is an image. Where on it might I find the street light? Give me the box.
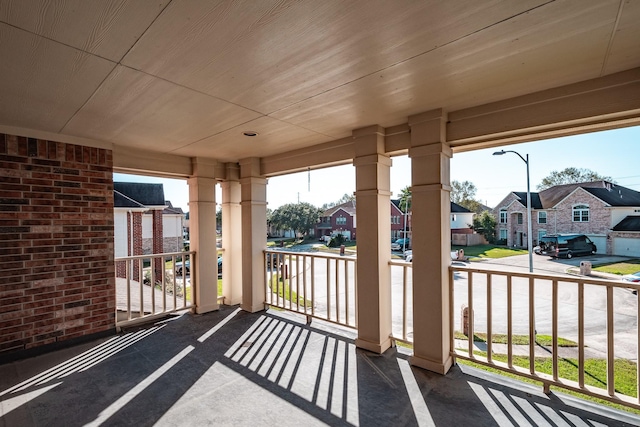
[493,150,533,273]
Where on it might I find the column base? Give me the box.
[224,296,243,306]
[355,337,392,354]
[241,302,266,313]
[194,303,219,314]
[409,354,453,375]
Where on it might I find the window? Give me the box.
[499,210,507,224]
[538,211,547,224]
[572,205,589,222]
[336,216,347,225]
[499,229,507,240]
[517,213,523,224]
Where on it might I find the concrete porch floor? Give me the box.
[1,306,639,427]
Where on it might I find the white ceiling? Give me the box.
[0,0,639,163]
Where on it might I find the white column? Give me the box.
[240,158,267,313]
[408,109,453,374]
[353,125,393,354]
[221,163,242,305]
[187,175,219,314]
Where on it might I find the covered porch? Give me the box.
[1,1,640,425]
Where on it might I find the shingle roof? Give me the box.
[163,200,184,215]
[612,216,640,232]
[512,192,543,209]
[113,190,146,209]
[451,202,472,213]
[583,186,640,207]
[114,182,166,208]
[320,200,356,217]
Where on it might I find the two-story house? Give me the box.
[316,199,474,242]
[494,181,640,256]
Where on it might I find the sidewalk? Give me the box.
[454,339,613,360]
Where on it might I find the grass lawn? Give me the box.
[593,259,640,275]
[185,278,222,302]
[457,352,639,414]
[452,244,528,259]
[269,275,312,306]
[454,331,578,347]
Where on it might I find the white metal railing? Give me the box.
[450,265,640,409]
[264,249,357,329]
[115,251,195,327]
[389,260,640,409]
[389,260,413,343]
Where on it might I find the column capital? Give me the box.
[353,153,392,167]
[352,125,385,139]
[191,157,224,179]
[408,109,445,127]
[352,125,386,158]
[224,162,240,181]
[239,157,262,178]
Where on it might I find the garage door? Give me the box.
[613,237,640,257]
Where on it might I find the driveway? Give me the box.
[472,253,630,276]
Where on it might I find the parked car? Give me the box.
[175,257,222,276]
[539,234,596,259]
[622,271,640,283]
[403,250,412,262]
[391,238,410,251]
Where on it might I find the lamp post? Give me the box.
[493,150,533,273]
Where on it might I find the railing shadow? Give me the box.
[1,307,638,426]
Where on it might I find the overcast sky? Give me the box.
[115,126,640,212]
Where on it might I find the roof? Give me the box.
[163,200,185,215]
[538,181,613,208]
[612,216,640,232]
[583,186,640,207]
[320,200,356,217]
[451,202,472,213]
[113,182,166,209]
[504,181,640,210]
[510,192,543,209]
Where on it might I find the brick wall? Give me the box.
[553,189,610,234]
[0,134,115,356]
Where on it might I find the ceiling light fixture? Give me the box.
[243,131,258,137]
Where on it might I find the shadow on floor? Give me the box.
[1,306,639,426]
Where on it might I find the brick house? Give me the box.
[113,182,184,277]
[316,200,473,242]
[494,181,640,256]
[315,200,358,240]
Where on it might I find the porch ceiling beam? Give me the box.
[113,145,225,180]
[260,135,354,177]
[447,67,640,151]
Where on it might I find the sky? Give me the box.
[114,126,640,212]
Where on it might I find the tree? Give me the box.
[537,167,614,190]
[472,211,497,244]
[270,202,322,237]
[398,186,412,212]
[321,193,355,210]
[451,180,481,213]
